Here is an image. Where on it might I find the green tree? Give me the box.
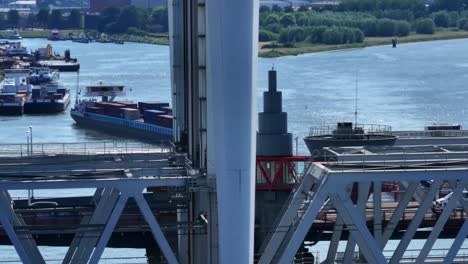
[0,15,5,30]
[295,13,308,26]
[68,9,81,28]
[48,9,62,28]
[415,18,435,34]
[298,5,309,12]
[395,20,411,36]
[352,28,364,42]
[260,6,270,13]
[433,11,449,27]
[151,7,168,31]
[37,8,49,28]
[360,19,378,37]
[280,13,296,27]
[283,5,294,13]
[376,18,395,37]
[264,13,280,25]
[265,23,283,33]
[26,13,36,28]
[459,18,468,29]
[306,26,327,43]
[322,27,344,44]
[431,0,468,11]
[447,11,459,27]
[288,26,306,42]
[117,6,140,32]
[272,5,282,12]
[7,10,19,28]
[98,7,121,32]
[259,29,278,41]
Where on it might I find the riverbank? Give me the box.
[0,30,169,46]
[4,29,468,58]
[259,30,468,57]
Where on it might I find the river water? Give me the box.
[1,38,468,262]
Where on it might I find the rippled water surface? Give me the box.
[2,38,468,154]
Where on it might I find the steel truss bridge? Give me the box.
[0,142,468,263]
[258,157,468,264]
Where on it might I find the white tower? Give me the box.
[206,0,259,263]
[169,0,258,262]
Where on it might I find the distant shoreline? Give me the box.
[258,30,468,58]
[0,30,170,46]
[4,29,468,58]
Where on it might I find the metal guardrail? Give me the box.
[0,141,175,157]
[335,248,468,263]
[309,124,393,137]
[394,130,468,138]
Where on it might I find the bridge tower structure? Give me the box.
[169,0,258,263]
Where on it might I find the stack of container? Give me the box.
[115,101,138,109]
[85,106,104,114]
[121,108,140,120]
[95,102,126,117]
[155,115,173,128]
[160,106,173,115]
[138,102,169,114]
[143,109,165,124]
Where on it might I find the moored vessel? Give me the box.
[28,67,59,85]
[8,30,21,40]
[0,69,32,115]
[4,42,29,57]
[24,82,70,114]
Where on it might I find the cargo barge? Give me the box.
[0,69,32,115]
[70,85,173,141]
[24,82,70,114]
[16,67,71,114]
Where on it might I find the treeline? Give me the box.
[259,0,468,46]
[0,9,81,29]
[83,6,168,34]
[0,6,169,35]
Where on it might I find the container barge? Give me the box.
[70,85,173,141]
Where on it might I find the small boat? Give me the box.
[9,30,22,40]
[113,40,124,45]
[71,84,173,141]
[72,31,89,44]
[304,122,398,155]
[0,69,33,115]
[5,42,30,57]
[48,29,61,41]
[28,67,60,85]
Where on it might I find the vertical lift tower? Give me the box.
[255,68,309,257]
[168,0,258,263]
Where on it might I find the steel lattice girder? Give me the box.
[0,176,188,264]
[261,162,468,264]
